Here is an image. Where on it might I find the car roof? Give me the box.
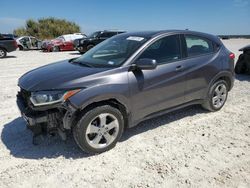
[17,36,36,39]
[118,30,220,43]
[239,44,250,51]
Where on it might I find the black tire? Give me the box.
[73,105,124,154]
[78,50,85,54]
[235,59,247,74]
[52,46,60,52]
[86,44,94,51]
[18,45,24,50]
[0,48,7,58]
[202,80,228,112]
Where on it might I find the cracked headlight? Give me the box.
[30,89,80,106]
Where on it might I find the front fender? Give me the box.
[68,84,131,112]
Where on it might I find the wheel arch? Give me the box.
[18,45,24,50]
[208,71,234,92]
[71,97,130,130]
[0,46,7,52]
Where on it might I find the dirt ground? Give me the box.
[0,39,249,188]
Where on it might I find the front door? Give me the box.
[129,34,186,122]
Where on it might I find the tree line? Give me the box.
[14,17,81,39]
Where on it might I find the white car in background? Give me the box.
[60,33,86,41]
[16,36,42,50]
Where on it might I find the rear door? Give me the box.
[181,34,221,102]
[129,34,186,121]
[62,36,74,51]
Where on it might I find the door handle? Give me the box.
[176,65,184,71]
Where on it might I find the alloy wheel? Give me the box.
[0,49,5,58]
[85,113,119,149]
[212,83,227,109]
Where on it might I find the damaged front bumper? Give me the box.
[16,89,77,141]
[16,96,47,126]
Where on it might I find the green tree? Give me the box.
[14,17,81,39]
[13,27,27,36]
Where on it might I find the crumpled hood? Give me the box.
[18,60,110,91]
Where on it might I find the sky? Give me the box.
[0,0,250,35]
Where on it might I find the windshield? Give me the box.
[56,36,65,41]
[72,34,148,67]
[88,32,100,38]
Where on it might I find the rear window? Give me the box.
[185,35,214,57]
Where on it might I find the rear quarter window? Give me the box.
[185,35,214,57]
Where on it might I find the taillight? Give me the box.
[229,53,235,59]
[13,40,18,48]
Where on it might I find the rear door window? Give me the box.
[100,32,109,38]
[185,35,214,57]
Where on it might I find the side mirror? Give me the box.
[134,58,157,70]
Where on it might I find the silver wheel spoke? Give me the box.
[213,96,219,104]
[221,93,226,101]
[106,120,118,131]
[215,87,220,95]
[99,114,107,126]
[86,125,99,134]
[92,134,102,144]
[219,85,226,95]
[103,132,113,143]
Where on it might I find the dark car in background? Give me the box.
[74,30,125,53]
[0,33,18,39]
[235,45,250,74]
[0,34,18,58]
[17,30,235,153]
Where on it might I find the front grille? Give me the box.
[19,88,31,108]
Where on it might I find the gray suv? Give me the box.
[17,30,235,153]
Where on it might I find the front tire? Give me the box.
[0,48,7,58]
[73,105,124,154]
[86,44,94,51]
[52,46,60,52]
[202,80,228,112]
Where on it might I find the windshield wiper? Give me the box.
[70,60,95,68]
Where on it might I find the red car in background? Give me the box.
[42,33,86,52]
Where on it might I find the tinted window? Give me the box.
[185,35,214,57]
[88,32,100,38]
[139,35,181,64]
[100,32,115,38]
[107,32,116,37]
[73,34,148,67]
[20,37,29,43]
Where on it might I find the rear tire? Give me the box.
[73,105,124,154]
[202,80,228,112]
[18,45,24,51]
[0,48,7,58]
[235,56,247,74]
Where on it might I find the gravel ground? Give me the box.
[0,39,250,188]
